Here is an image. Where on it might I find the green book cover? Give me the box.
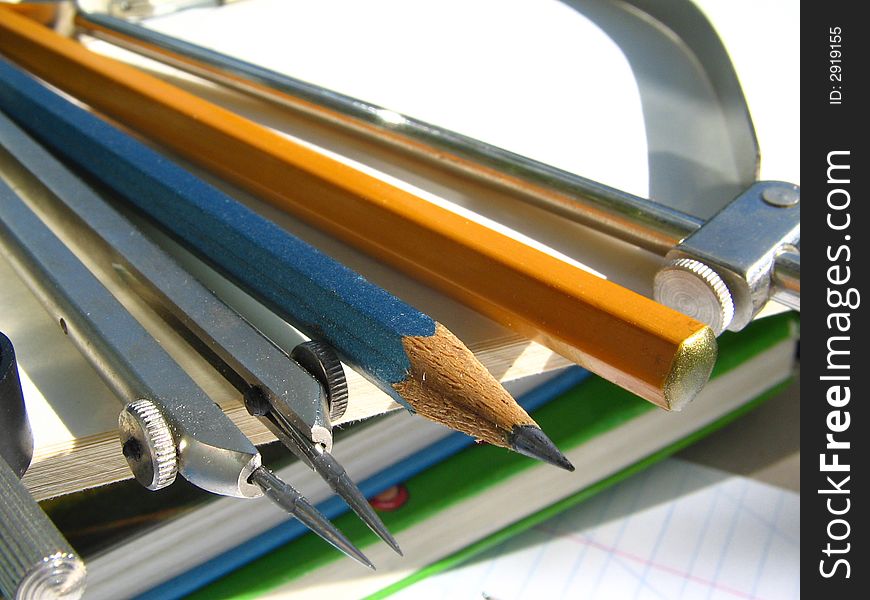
[185,313,797,600]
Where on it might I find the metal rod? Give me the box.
[74,11,799,308]
[75,11,699,255]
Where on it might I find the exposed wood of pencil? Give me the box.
[0,10,716,410]
[397,324,536,446]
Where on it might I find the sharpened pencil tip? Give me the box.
[250,467,375,569]
[507,425,575,471]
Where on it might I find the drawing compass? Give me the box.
[0,111,397,567]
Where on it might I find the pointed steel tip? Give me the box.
[344,490,402,556]
[383,536,403,556]
[342,487,404,555]
[507,425,575,471]
[358,503,401,555]
[260,411,400,555]
[351,550,377,571]
[250,467,376,568]
[316,450,403,555]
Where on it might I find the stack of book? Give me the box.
[45,314,796,599]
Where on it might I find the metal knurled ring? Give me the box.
[118,399,177,491]
[291,340,349,421]
[654,258,735,335]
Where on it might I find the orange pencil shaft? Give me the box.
[0,9,716,409]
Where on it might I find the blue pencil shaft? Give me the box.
[0,56,431,406]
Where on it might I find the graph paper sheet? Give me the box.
[392,458,799,600]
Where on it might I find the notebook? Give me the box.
[388,458,799,600]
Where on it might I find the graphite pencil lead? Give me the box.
[249,467,375,570]
[508,425,575,472]
[396,323,569,465]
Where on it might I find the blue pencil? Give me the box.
[0,55,571,470]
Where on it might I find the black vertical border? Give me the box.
[803,3,866,596]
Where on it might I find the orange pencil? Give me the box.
[0,8,716,409]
